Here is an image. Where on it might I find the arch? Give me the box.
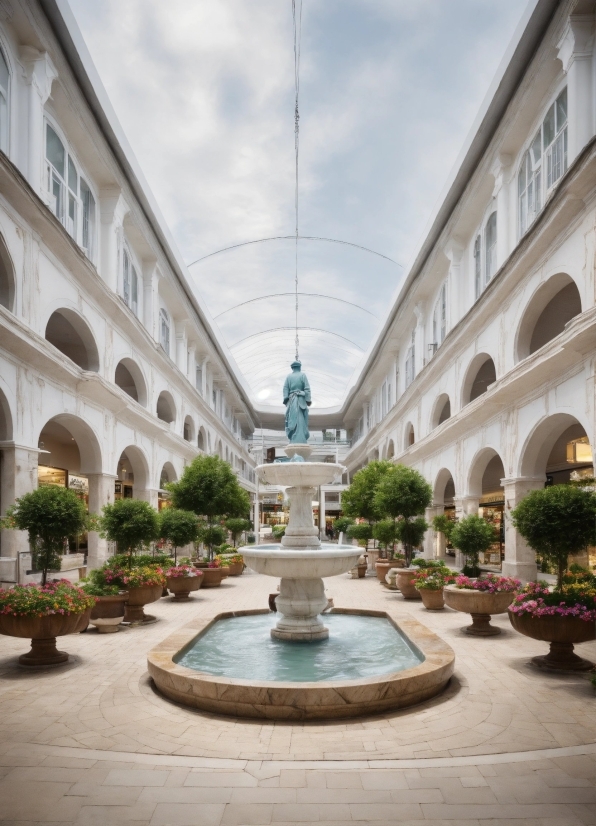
[216,439,223,458]
[386,439,395,460]
[433,468,456,505]
[116,445,150,497]
[114,358,147,406]
[197,426,206,451]
[431,393,451,430]
[515,273,581,362]
[45,309,100,371]
[0,233,15,311]
[159,461,177,489]
[467,447,504,498]
[156,391,176,424]
[404,422,415,449]
[37,414,102,476]
[0,385,12,440]
[461,353,496,406]
[183,415,195,442]
[519,412,592,480]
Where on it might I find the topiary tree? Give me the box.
[432,514,454,543]
[158,508,199,564]
[512,484,596,590]
[373,465,432,566]
[198,524,227,556]
[397,516,428,561]
[167,455,250,559]
[341,460,394,524]
[347,522,372,548]
[449,514,494,577]
[372,519,398,557]
[225,517,252,547]
[7,485,88,585]
[332,516,354,540]
[100,498,159,569]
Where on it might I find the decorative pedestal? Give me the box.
[272,577,329,641]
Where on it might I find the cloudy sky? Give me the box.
[69,0,528,409]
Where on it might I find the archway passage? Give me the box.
[115,359,147,406]
[0,234,15,311]
[156,391,176,424]
[432,468,456,560]
[468,448,505,569]
[463,354,496,405]
[405,423,415,448]
[45,310,99,371]
[516,275,581,361]
[116,447,149,500]
[197,427,206,451]
[432,394,451,429]
[183,416,194,442]
[386,439,395,459]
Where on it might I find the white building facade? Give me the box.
[0,0,258,582]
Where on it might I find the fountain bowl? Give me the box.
[241,544,361,579]
[256,461,343,487]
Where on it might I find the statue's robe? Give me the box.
[283,371,311,443]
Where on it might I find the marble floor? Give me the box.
[0,569,594,825]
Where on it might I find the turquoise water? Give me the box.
[176,613,423,682]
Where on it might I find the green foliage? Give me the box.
[8,485,88,585]
[341,461,394,523]
[450,515,495,575]
[198,524,227,554]
[167,455,250,524]
[80,580,121,597]
[246,533,256,544]
[332,516,354,538]
[397,517,428,563]
[158,509,199,563]
[271,524,286,539]
[110,552,171,569]
[372,519,398,554]
[431,514,454,541]
[0,581,96,616]
[225,517,252,547]
[347,522,373,548]
[512,484,596,590]
[373,466,432,565]
[100,499,159,568]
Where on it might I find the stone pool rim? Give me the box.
[147,607,456,721]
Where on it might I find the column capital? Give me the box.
[501,476,543,487]
[444,237,464,265]
[20,47,57,103]
[557,15,594,72]
[490,153,512,197]
[99,187,129,225]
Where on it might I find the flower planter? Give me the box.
[376,561,392,582]
[89,592,128,634]
[0,609,93,666]
[220,566,230,579]
[198,568,224,588]
[396,569,422,600]
[444,585,513,636]
[357,564,367,578]
[123,584,164,624]
[227,562,244,577]
[166,575,203,601]
[508,610,596,671]
[418,588,445,611]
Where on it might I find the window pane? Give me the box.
[46,124,65,177]
[131,267,138,313]
[485,212,497,281]
[518,165,525,196]
[531,130,541,165]
[0,48,8,95]
[68,156,77,193]
[556,87,567,130]
[543,104,555,149]
[81,179,95,256]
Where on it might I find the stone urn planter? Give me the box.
[396,568,422,600]
[444,585,513,635]
[89,592,128,634]
[166,574,203,601]
[220,566,230,579]
[227,561,244,577]
[197,567,225,588]
[123,584,164,624]
[418,588,445,611]
[376,560,392,582]
[0,609,93,666]
[508,611,596,671]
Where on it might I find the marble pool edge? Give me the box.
[147,607,456,721]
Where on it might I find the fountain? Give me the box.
[148,362,455,720]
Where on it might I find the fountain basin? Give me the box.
[256,461,343,487]
[148,608,455,720]
[241,544,361,578]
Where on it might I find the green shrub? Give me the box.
[158,509,199,563]
[450,515,495,577]
[100,499,159,568]
[347,523,372,548]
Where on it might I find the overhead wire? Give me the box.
[292,0,303,361]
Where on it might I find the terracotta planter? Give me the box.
[123,584,164,624]
[199,568,224,588]
[396,569,422,600]
[89,592,128,634]
[220,566,230,579]
[508,610,596,671]
[418,588,445,611]
[444,585,513,636]
[357,565,367,578]
[166,575,203,601]
[376,561,392,581]
[0,609,93,666]
[227,562,244,576]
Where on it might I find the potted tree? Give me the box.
[342,460,393,568]
[394,518,429,598]
[224,517,251,574]
[509,484,596,670]
[347,523,373,577]
[372,520,398,581]
[444,574,520,635]
[413,564,456,610]
[196,525,227,586]
[448,514,493,577]
[332,516,354,544]
[100,499,163,624]
[0,486,95,665]
[158,509,199,564]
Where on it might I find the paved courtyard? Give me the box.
[0,570,594,825]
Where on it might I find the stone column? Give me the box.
[99,189,128,292]
[0,445,39,581]
[424,505,444,560]
[87,473,116,570]
[413,302,425,373]
[501,477,543,582]
[319,488,326,541]
[143,261,159,337]
[20,48,57,193]
[453,496,480,568]
[175,322,187,374]
[491,153,512,270]
[444,239,464,331]
[558,15,595,162]
[253,485,260,543]
[187,344,196,385]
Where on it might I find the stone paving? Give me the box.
[0,569,594,824]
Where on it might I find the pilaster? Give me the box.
[491,154,512,269]
[558,14,595,162]
[501,476,543,582]
[86,473,116,569]
[99,188,129,292]
[444,239,464,331]
[0,445,39,562]
[19,48,57,192]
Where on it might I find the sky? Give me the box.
[68,0,529,410]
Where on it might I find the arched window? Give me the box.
[518,88,567,237]
[122,246,139,316]
[432,282,447,350]
[0,47,9,152]
[484,212,497,283]
[474,235,482,300]
[404,329,415,388]
[159,307,170,355]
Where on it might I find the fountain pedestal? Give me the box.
[273,578,328,641]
